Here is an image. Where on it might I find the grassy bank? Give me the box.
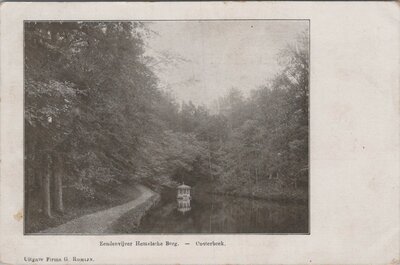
[198,179,308,203]
[209,189,308,203]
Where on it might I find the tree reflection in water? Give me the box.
[137,189,308,233]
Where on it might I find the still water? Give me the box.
[137,189,308,233]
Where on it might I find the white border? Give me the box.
[1,2,399,264]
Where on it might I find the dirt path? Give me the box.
[42,185,156,234]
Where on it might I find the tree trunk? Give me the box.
[255,167,258,186]
[53,158,64,213]
[42,158,52,218]
[207,136,212,180]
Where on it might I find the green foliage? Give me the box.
[25,22,308,220]
[216,30,309,192]
[25,22,159,199]
[134,131,209,184]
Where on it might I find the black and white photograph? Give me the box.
[24,20,309,234]
[1,2,398,264]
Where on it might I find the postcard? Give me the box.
[0,2,399,264]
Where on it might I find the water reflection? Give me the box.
[137,190,308,233]
[177,198,191,214]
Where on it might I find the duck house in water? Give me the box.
[177,183,191,199]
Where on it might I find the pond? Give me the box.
[136,188,308,233]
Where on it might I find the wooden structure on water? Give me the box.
[177,183,191,199]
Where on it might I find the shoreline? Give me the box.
[108,192,160,233]
[205,190,308,204]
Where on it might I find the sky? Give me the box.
[144,20,308,108]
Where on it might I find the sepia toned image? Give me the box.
[24,20,309,234]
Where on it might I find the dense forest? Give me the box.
[25,22,308,232]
